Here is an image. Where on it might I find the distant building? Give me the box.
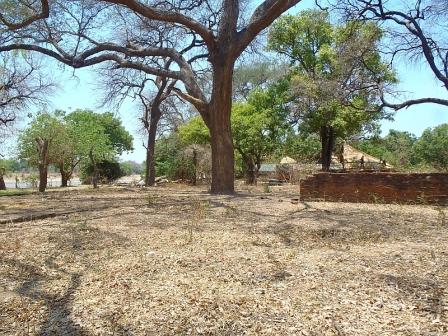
[258,163,277,175]
[332,142,393,170]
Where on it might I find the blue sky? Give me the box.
[5,0,448,162]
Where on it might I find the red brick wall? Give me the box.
[300,172,448,204]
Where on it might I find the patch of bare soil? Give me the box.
[1,185,447,335]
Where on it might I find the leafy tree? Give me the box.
[413,124,448,171]
[355,130,417,169]
[18,112,66,192]
[180,85,291,184]
[268,10,396,171]
[232,88,290,183]
[80,159,124,184]
[65,110,133,188]
[154,133,195,181]
[178,116,211,146]
[279,133,321,162]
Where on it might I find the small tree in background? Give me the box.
[66,110,133,188]
[413,124,448,172]
[18,112,66,192]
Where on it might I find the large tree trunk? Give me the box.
[0,173,6,190]
[145,115,160,187]
[245,158,257,185]
[191,146,198,186]
[38,163,48,192]
[89,150,99,189]
[208,61,235,194]
[320,125,335,172]
[36,137,49,192]
[59,164,69,187]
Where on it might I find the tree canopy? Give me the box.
[413,124,448,171]
[268,10,396,170]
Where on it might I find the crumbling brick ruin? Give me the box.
[300,172,448,204]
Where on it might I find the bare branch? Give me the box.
[103,0,216,49]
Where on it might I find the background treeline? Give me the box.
[354,125,448,172]
[0,109,134,191]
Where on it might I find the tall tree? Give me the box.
[0,0,305,194]
[268,10,395,170]
[180,85,290,184]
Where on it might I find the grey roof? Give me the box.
[259,163,277,173]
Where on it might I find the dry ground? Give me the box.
[0,185,447,335]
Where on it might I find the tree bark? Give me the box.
[144,110,160,187]
[320,125,335,172]
[60,165,69,187]
[36,137,49,192]
[0,174,6,190]
[245,161,257,185]
[208,61,235,194]
[191,147,198,186]
[89,150,99,189]
[38,163,48,192]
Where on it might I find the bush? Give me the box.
[80,159,124,184]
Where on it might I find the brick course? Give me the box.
[300,172,448,204]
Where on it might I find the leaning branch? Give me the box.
[236,0,302,55]
[104,0,216,49]
[381,96,448,110]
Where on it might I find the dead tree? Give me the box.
[0,0,304,194]
[0,55,52,128]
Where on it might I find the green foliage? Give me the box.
[268,9,396,162]
[232,87,290,163]
[18,112,67,166]
[17,109,133,186]
[179,85,291,175]
[0,159,27,173]
[178,116,210,146]
[65,109,133,182]
[65,110,114,163]
[280,133,321,162]
[80,159,125,183]
[268,10,333,70]
[155,133,195,180]
[413,124,448,171]
[95,112,134,155]
[120,160,143,176]
[355,130,418,168]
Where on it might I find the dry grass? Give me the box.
[0,185,447,335]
